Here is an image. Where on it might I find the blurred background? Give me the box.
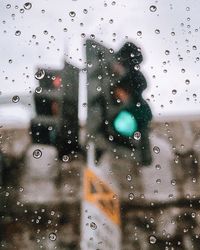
[1,0,200,249]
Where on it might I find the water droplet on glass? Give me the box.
[6,4,11,9]
[185,79,190,85]
[192,177,196,183]
[149,5,157,12]
[149,235,157,244]
[15,30,21,36]
[156,179,161,184]
[134,131,141,140]
[126,174,132,181]
[90,222,97,230]
[12,95,20,103]
[155,29,160,34]
[153,146,160,154]
[109,48,114,54]
[90,34,95,39]
[109,135,114,141]
[155,164,161,170]
[129,193,134,200]
[171,179,176,186]
[97,86,102,92]
[35,69,45,80]
[98,75,102,80]
[172,89,177,95]
[165,50,170,55]
[69,11,76,17]
[62,155,69,162]
[191,212,196,218]
[83,9,88,14]
[137,31,142,36]
[49,232,57,241]
[35,86,42,94]
[134,65,140,71]
[33,149,42,159]
[24,2,32,10]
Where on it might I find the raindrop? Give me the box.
[6,4,11,9]
[97,86,102,92]
[153,146,160,154]
[109,135,114,141]
[134,65,140,71]
[155,29,160,34]
[109,48,114,54]
[191,212,196,218]
[134,131,141,140]
[165,50,170,55]
[185,79,190,85]
[192,177,196,183]
[82,102,87,107]
[181,68,185,73]
[83,9,88,14]
[24,2,32,10]
[8,59,13,64]
[35,69,45,80]
[69,11,76,17]
[90,34,95,39]
[126,174,132,181]
[156,179,161,184]
[149,235,157,244]
[155,164,161,170]
[35,86,42,94]
[12,95,20,103]
[149,5,157,12]
[137,31,142,36]
[172,89,177,95]
[171,179,176,186]
[49,232,57,241]
[15,30,21,36]
[62,155,69,162]
[129,193,134,200]
[90,222,97,230]
[33,149,42,159]
[98,75,102,80]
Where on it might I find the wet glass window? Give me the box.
[0,1,200,249]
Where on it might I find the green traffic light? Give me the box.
[113,110,138,137]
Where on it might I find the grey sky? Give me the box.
[0,0,200,121]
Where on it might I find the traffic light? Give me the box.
[30,62,79,159]
[86,40,152,166]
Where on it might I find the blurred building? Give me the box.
[1,116,200,249]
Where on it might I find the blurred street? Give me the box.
[1,117,200,249]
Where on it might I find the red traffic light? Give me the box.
[53,76,62,88]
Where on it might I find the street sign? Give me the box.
[81,163,121,250]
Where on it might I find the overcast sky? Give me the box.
[0,0,200,122]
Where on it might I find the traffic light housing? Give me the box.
[86,40,152,166]
[30,62,79,159]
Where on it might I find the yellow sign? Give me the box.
[84,168,120,225]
